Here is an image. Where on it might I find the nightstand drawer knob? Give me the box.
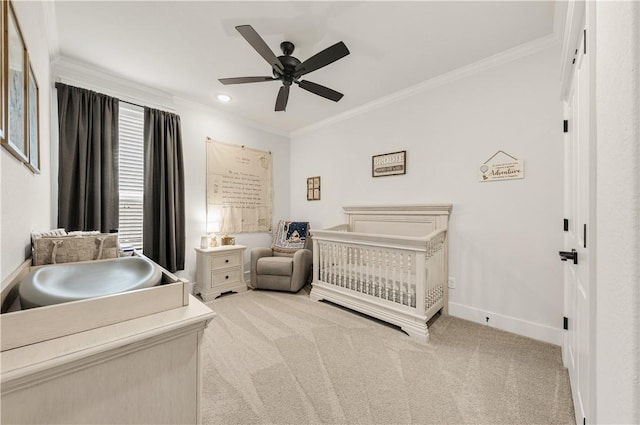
[225,259,229,263]
[225,275,229,279]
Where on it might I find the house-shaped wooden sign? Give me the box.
[479,150,524,182]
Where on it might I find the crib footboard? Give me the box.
[310,228,447,343]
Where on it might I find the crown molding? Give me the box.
[173,97,290,138]
[291,33,561,138]
[51,57,176,112]
[553,0,569,41]
[41,1,60,60]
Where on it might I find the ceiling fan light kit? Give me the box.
[218,25,350,112]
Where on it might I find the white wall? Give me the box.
[173,99,290,283]
[1,2,52,281]
[290,46,564,344]
[594,1,640,423]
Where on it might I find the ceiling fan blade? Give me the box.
[294,41,350,77]
[218,76,277,85]
[235,25,284,73]
[275,85,290,111]
[296,80,344,102]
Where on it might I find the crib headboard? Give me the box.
[343,204,452,237]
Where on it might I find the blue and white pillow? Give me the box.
[271,220,309,254]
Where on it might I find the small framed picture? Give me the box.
[306,176,320,201]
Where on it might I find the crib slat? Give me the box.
[355,247,359,291]
[348,246,352,291]
[368,249,373,296]
[329,243,334,286]
[408,254,414,308]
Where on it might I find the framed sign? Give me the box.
[26,60,39,173]
[2,1,28,163]
[307,176,320,201]
[372,150,406,177]
[479,150,524,182]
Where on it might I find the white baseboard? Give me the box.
[448,302,562,346]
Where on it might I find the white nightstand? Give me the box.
[194,245,247,301]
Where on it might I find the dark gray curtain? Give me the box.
[143,108,185,272]
[56,83,119,233]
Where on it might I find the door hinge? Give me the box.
[583,224,587,248]
[564,218,569,232]
[583,417,586,425]
[564,317,569,330]
[583,29,587,54]
[563,120,569,133]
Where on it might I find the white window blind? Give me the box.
[118,103,144,251]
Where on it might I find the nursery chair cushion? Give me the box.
[257,256,293,276]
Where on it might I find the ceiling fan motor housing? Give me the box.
[274,43,301,85]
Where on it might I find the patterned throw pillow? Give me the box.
[271,220,309,254]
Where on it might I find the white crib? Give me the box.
[310,204,452,343]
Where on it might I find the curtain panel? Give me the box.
[56,83,119,233]
[143,108,185,272]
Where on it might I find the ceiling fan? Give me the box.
[218,25,350,112]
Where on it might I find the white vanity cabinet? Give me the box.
[0,257,215,425]
[195,245,247,301]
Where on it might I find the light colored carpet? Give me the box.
[200,286,575,424]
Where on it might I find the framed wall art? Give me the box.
[2,1,28,163]
[372,150,406,177]
[26,60,39,173]
[307,176,320,201]
[0,0,6,143]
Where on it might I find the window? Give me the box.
[118,103,144,250]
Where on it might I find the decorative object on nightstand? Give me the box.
[194,245,247,301]
[221,234,235,245]
[207,220,220,247]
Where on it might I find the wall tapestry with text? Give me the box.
[206,138,272,233]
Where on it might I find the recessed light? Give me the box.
[216,94,232,103]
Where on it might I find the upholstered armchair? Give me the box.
[250,221,312,293]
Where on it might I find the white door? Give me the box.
[562,29,592,425]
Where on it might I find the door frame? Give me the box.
[559,1,597,424]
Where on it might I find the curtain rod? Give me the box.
[120,98,146,110]
[54,80,176,113]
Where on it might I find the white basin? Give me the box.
[19,257,162,309]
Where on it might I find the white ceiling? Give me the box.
[53,1,557,133]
